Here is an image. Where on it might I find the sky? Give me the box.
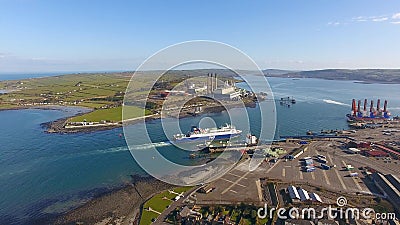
[0,0,400,72]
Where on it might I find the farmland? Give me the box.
[0,70,241,124]
[69,106,150,122]
[0,72,165,122]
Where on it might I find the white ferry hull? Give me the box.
[174,132,241,143]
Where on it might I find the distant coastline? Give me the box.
[264,68,400,84]
[3,68,400,83]
[2,69,400,133]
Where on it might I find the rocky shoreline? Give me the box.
[42,100,257,134]
[54,175,175,225]
[42,115,160,134]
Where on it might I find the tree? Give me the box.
[251,210,257,219]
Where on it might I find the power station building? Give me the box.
[206,73,241,100]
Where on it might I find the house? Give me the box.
[288,185,300,201]
[317,219,339,225]
[285,219,315,225]
[309,193,323,203]
[364,150,389,158]
[199,186,215,194]
[298,188,311,201]
[179,206,202,221]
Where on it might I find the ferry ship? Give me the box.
[173,124,242,142]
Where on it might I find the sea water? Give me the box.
[1,76,400,224]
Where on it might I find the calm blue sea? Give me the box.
[1,76,400,224]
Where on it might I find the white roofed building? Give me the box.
[298,188,310,201]
[309,192,323,203]
[288,185,300,200]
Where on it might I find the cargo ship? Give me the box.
[346,99,391,122]
[173,124,242,142]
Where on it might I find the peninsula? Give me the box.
[0,70,258,133]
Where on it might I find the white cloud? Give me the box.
[372,17,388,22]
[0,52,12,59]
[392,13,400,19]
[348,13,400,24]
[327,22,340,26]
[330,13,400,27]
[352,16,368,22]
[31,57,47,61]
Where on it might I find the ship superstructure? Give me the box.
[173,124,242,142]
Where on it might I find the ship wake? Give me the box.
[323,99,349,106]
[128,142,171,150]
[96,142,171,154]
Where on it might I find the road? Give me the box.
[153,187,201,225]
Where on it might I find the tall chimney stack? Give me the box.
[209,74,213,94]
[209,73,212,93]
[363,99,367,111]
[384,100,388,112]
[357,100,361,113]
[377,99,381,111]
[214,73,217,91]
[370,100,374,112]
[206,73,209,94]
[352,99,356,116]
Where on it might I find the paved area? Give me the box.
[196,159,265,205]
[152,125,400,224]
[267,141,373,193]
[196,134,400,206]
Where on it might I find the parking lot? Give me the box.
[196,158,268,205]
[195,137,400,205]
[264,142,363,193]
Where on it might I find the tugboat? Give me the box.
[279,97,296,106]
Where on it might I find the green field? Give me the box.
[0,72,160,122]
[0,70,239,122]
[139,211,160,225]
[69,105,150,122]
[139,186,193,225]
[0,73,131,110]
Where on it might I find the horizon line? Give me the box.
[2,67,400,75]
